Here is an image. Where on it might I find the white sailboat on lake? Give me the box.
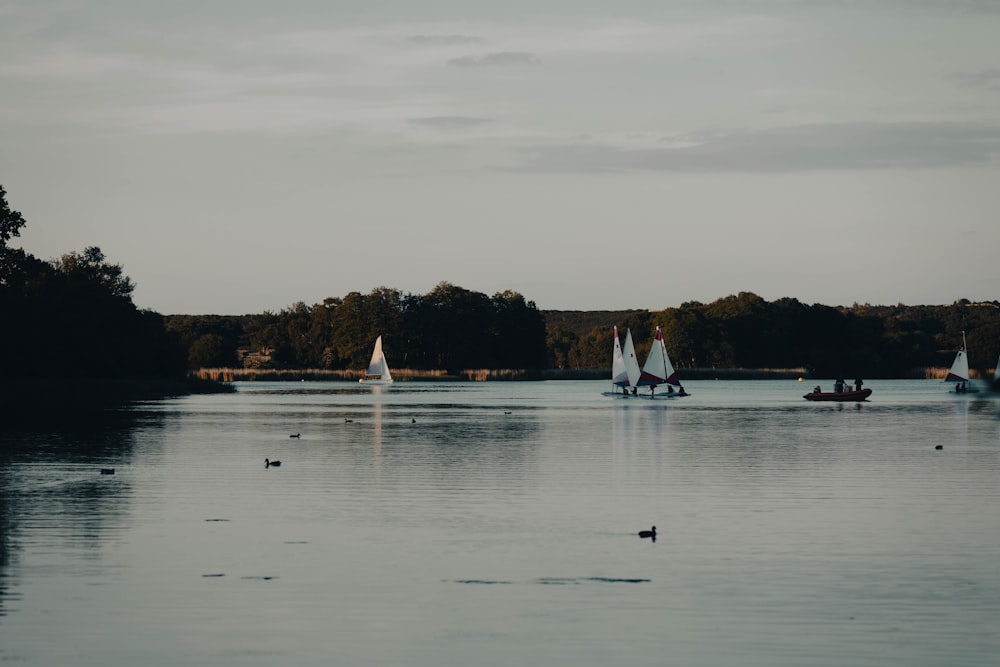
[603,326,641,396]
[944,331,975,393]
[637,326,687,398]
[359,335,393,385]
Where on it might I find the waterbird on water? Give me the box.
[289,433,300,438]
[265,458,281,467]
[639,526,656,540]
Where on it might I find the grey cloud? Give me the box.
[407,35,485,45]
[448,52,542,67]
[410,116,492,130]
[951,68,1000,91]
[514,122,1000,173]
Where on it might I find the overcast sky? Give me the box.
[2,0,999,314]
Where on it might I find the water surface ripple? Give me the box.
[1,380,998,666]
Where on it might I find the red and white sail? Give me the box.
[944,332,970,383]
[638,326,679,387]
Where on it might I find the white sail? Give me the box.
[638,326,679,389]
[623,329,642,389]
[945,332,970,383]
[611,326,628,387]
[366,336,386,376]
[360,335,393,384]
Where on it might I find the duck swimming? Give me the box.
[638,526,656,539]
[265,458,281,467]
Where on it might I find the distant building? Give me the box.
[237,347,273,368]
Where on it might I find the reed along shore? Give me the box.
[193,367,815,382]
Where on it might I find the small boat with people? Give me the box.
[804,378,871,402]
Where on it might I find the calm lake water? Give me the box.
[1,379,998,666]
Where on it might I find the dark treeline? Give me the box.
[548,293,1000,378]
[168,289,1000,379]
[1,186,187,384]
[166,283,550,372]
[5,185,998,382]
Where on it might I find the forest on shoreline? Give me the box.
[1,186,187,384]
[3,184,999,390]
[166,289,1000,380]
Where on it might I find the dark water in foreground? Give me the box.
[1,380,998,666]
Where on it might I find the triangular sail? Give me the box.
[638,326,679,387]
[611,326,628,387]
[361,335,393,383]
[944,332,970,383]
[366,336,385,376]
[623,329,641,389]
[380,347,392,382]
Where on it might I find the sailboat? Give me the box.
[602,326,641,396]
[623,329,641,391]
[637,326,688,398]
[944,331,976,393]
[359,335,393,385]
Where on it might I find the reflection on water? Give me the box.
[1,380,999,666]
[0,409,156,619]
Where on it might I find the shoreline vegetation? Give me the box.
[194,367,810,382]
[165,294,1000,383]
[191,366,982,383]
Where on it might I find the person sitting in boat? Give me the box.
[677,385,688,397]
[667,385,675,394]
[813,385,822,394]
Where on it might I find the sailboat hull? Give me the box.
[636,391,688,399]
[601,388,687,398]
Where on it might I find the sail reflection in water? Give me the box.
[1,380,999,667]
